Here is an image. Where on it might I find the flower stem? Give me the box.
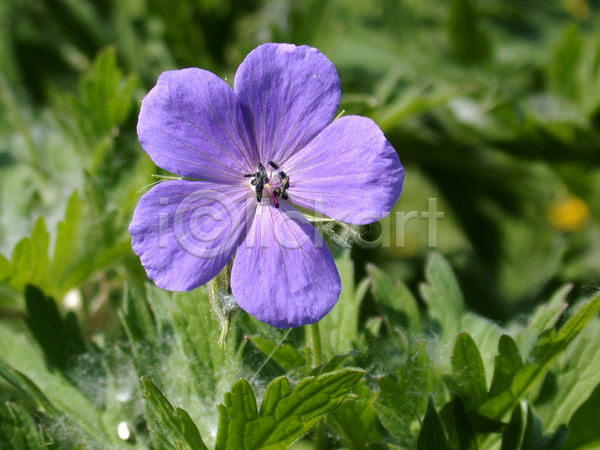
[309,322,326,450]
[309,322,323,367]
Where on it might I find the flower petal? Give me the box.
[234,43,340,166]
[138,69,257,182]
[129,181,251,291]
[284,116,404,225]
[231,201,341,328]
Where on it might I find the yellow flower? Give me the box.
[547,196,590,232]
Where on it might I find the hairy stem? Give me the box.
[309,322,326,449]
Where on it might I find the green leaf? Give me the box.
[24,285,85,371]
[516,284,570,358]
[377,338,446,443]
[479,294,600,420]
[450,333,488,409]
[79,47,138,138]
[520,403,545,450]
[419,253,465,341]
[543,426,569,450]
[0,333,110,447]
[215,368,364,450]
[372,402,405,442]
[367,263,421,335]
[0,402,48,450]
[142,377,209,450]
[321,251,369,356]
[564,381,600,450]
[453,395,478,450]
[547,24,583,100]
[488,335,524,399]
[2,367,57,415]
[8,219,51,290]
[119,286,162,380]
[250,335,306,373]
[310,351,359,376]
[535,318,600,430]
[50,190,82,295]
[0,252,12,280]
[501,402,569,450]
[29,216,50,286]
[417,396,450,450]
[327,380,382,450]
[500,402,527,450]
[172,287,241,403]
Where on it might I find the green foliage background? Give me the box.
[1,0,600,449]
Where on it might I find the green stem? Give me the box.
[310,322,323,367]
[313,420,326,450]
[309,322,326,450]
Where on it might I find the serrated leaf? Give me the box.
[50,190,82,294]
[489,335,524,399]
[10,237,33,289]
[373,402,405,441]
[419,253,465,341]
[460,312,505,380]
[327,380,382,450]
[120,286,161,381]
[250,335,306,373]
[368,263,421,335]
[172,287,241,403]
[79,47,138,137]
[379,338,445,436]
[121,286,158,344]
[310,351,359,376]
[451,333,487,409]
[215,368,364,450]
[417,396,450,450]
[516,284,571,358]
[142,377,209,450]
[479,294,600,420]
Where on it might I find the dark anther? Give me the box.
[245,163,269,202]
[269,161,290,200]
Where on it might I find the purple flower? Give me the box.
[129,43,404,328]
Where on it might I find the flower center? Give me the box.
[244,161,290,208]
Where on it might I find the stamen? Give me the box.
[246,161,290,207]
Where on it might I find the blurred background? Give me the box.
[1,0,600,329]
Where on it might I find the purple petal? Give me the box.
[231,201,341,328]
[283,116,404,225]
[129,180,252,291]
[234,43,340,166]
[138,69,257,183]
